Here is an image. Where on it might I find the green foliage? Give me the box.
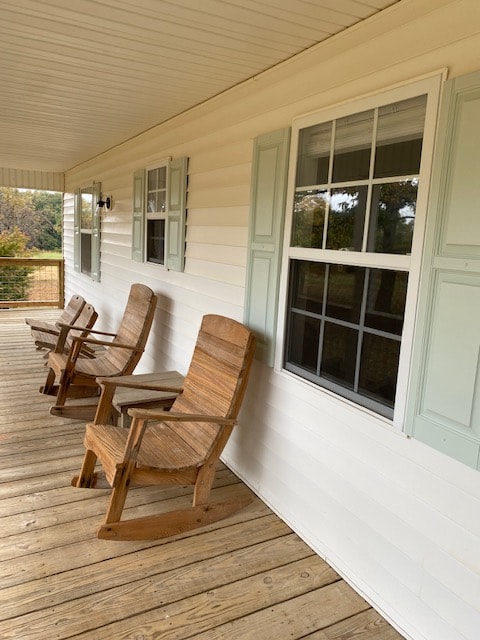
[0,227,33,301]
[0,187,62,252]
[0,226,30,256]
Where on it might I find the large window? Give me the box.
[283,84,436,420]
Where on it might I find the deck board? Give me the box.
[0,308,405,639]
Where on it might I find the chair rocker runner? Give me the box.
[41,284,157,420]
[72,314,256,541]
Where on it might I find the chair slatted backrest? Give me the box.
[59,295,86,326]
[26,294,85,334]
[165,315,256,460]
[77,284,157,377]
[62,303,98,353]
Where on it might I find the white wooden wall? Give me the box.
[64,2,480,639]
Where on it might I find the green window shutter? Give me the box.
[91,181,101,282]
[132,169,145,262]
[166,157,188,271]
[406,70,480,469]
[73,190,81,273]
[244,127,291,366]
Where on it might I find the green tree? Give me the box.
[31,190,62,251]
[0,187,62,252]
[0,227,33,301]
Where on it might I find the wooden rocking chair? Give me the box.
[71,314,256,540]
[26,294,86,351]
[41,284,157,420]
[50,302,99,358]
[34,302,99,358]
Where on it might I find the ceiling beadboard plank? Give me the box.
[0,0,400,172]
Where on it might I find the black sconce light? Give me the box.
[97,195,113,211]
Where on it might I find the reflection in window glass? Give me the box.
[296,122,332,186]
[285,261,408,416]
[326,265,365,323]
[333,109,374,182]
[289,260,325,314]
[147,166,167,214]
[368,181,417,254]
[365,269,407,335]
[326,187,368,251]
[321,322,357,389]
[291,190,327,248]
[80,192,92,230]
[358,332,400,406]
[147,219,165,264]
[287,313,320,373]
[374,95,426,179]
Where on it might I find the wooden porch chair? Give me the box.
[41,284,157,420]
[25,294,86,351]
[72,314,256,541]
[51,303,99,358]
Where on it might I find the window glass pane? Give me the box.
[320,322,357,389]
[148,169,158,191]
[291,189,327,248]
[374,95,426,178]
[358,333,400,408]
[80,192,92,229]
[326,265,365,323]
[296,122,332,186]
[290,260,325,314]
[368,180,417,254]
[146,219,165,264]
[80,232,91,276]
[365,269,407,335]
[147,166,167,214]
[155,192,166,213]
[156,168,167,190]
[326,186,368,251]
[333,110,374,182]
[287,313,320,373]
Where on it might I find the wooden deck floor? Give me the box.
[0,309,405,640]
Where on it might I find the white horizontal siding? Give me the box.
[63,3,480,640]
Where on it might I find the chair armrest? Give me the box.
[97,377,184,393]
[71,335,143,350]
[28,324,60,336]
[67,327,118,338]
[55,322,101,352]
[127,407,236,425]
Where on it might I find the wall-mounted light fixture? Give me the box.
[97,194,113,212]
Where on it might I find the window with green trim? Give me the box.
[283,82,437,420]
[132,157,188,271]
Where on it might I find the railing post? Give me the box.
[58,259,65,308]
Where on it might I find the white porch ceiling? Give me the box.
[0,0,399,174]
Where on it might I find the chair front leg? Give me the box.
[73,449,98,488]
[103,462,133,525]
[54,365,74,407]
[40,367,57,395]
